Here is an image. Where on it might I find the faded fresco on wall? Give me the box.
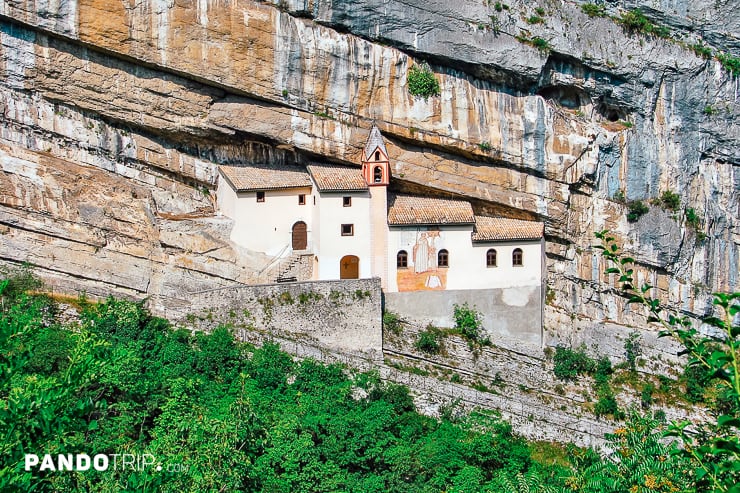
[396,229,447,291]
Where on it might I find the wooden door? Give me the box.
[292,221,307,250]
[340,255,359,279]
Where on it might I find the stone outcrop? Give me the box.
[0,0,737,406]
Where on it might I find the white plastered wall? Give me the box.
[315,191,372,280]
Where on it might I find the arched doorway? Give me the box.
[340,255,359,279]
[292,221,307,250]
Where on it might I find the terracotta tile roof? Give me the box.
[472,215,544,242]
[219,165,311,191]
[363,125,389,160]
[307,164,368,191]
[388,195,475,225]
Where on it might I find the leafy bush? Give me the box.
[415,324,444,354]
[692,43,713,59]
[453,302,488,346]
[626,199,649,222]
[581,3,606,18]
[593,385,623,419]
[552,345,596,381]
[617,9,670,38]
[526,15,544,24]
[383,310,405,334]
[623,330,642,372]
[531,37,550,52]
[717,52,740,77]
[641,382,654,409]
[407,63,441,98]
[658,190,680,211]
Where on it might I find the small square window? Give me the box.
[343,196,352,207]
[256,191,265,202]
[341,224,354,236]
[298,194,306,205]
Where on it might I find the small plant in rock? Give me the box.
[382,310,405,335]
[415,324,444,354]
[552,345,596,382]
[453,302,488,346]
[526,15,544,25]
[407,63,441,98]
[704,105,718,116]
[624,330,642,372]
[626,200,649,222]
[478,141,492,152]
[658,190,680,211]
[716,52,740,77]
[530,37,550,52]
[581,3,606,18]
[692,43,713,59]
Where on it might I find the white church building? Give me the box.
[216,127,545,298]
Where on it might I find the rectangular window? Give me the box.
[298,194,306,205]
[256,191,265,202]
[343,196,352,207]
[341,224,354,236]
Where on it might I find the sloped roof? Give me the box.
[363,125,389,161]
[219,165,311,191]
[307,164,368,191]
[472,215,544,242]
[388,195,475,225]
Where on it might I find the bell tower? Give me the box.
[362,125,390,288]
[361,125,390,187]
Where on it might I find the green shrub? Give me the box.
[383,310,405,334]
[626,200,648,222]
[552,345,596,381]
[531,37,550,52]
[407,63,441,98]
[685,207,701,228]
[716,52,740,77]
[594,384,623,419]
[640,382,654,409]
[691,43,713,59]
[415,324,444,354]
[453,302,487,345]
[478,141,492,151]
[493,1,503,12]
[593,356,613,386]
[623,330,642,371]
[617,9,670,38]
[526,15,544,24]
[581,3,606,18]
[658,190,680,211]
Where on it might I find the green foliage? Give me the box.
[493,2,503,12]
[692,43,713,60]
[552,346,596,382]
[531,37,550,52]
[567,411,691,492]
[415,324,444,354]
[595,230,740,492]
[717,52,740,77]
[685,207,701,228]
[641,382,655,409]
[593,385,623,419]
[382,310,405,334]
[3,275,581,492]
[626,199,649,222]
[704,104,718,115]
[478,141,492,151]
[407,63,441,98]
[580,3,607,18]
[453,302,489,347]
[657,190,680,211]
[535,7,545,16]
[617,9,670,38]
[624,330,642,372]
[527,15,545,25]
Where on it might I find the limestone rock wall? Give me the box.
[0,0,737,346]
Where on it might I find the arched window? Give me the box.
[397,250,408,268]
[486,249,497,267]
[373,166,383,183]
[375,151,380,161]
[513,248,523,266]
[438,249,449,268]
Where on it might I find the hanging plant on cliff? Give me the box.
[407,63,441,98]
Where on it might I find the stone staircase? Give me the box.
[275,253,302,283]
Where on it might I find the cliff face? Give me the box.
[0,1,737,339]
